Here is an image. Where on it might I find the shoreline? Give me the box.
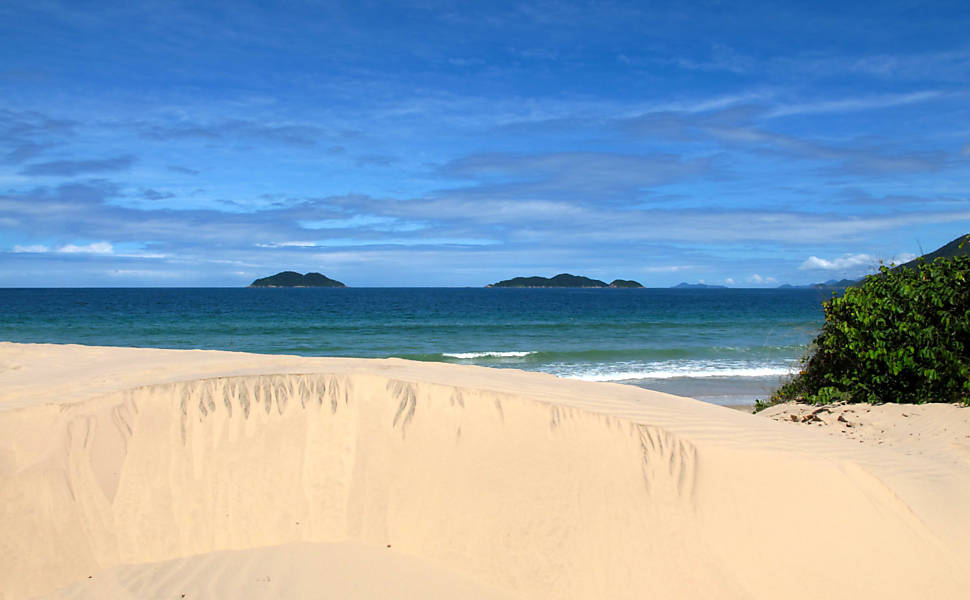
[626,374,783,408]
[2,342,967,599]
[0,287,824,411]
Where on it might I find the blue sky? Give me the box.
[2,0,969,287]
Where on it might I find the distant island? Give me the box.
[778,279,857,290]
[673,282,726,289]
[608,279,644,289]
[249,271,346,288]
[487,273,643,288]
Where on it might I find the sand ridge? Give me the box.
[1,343,968,599]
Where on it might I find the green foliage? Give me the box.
[772,255,970,406]
[250,271,345,287]
[489,273,609,288]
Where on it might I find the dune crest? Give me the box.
[1,343,968,599]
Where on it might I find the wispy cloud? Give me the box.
[766,90,947,118]
[167,165,200,175]
[0,109,76,165]
[11,244,49,253]
[639,265,696,273]
[767,46,970,83]
[438,151,717,201]
[140,188,175,201]
[14,241,113,254]
[0,109,75,139]
[617,101,950,175]
[355,154,397,168]
[57,241,113,254]
[139,119,326,147]
[703,121,947,175]
[663,43,756,75]
[845,47,970,81]
[19,155,135,176]
[3,141,51,164]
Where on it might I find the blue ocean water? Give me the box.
[0,288,829,405]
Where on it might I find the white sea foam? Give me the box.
[556,362,794,382]
[443,351,537,359]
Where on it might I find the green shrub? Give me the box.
[769,254,970,406]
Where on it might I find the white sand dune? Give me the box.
[1,342,968,599]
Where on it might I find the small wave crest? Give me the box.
[442,351,537,359]
[555,362,794,382]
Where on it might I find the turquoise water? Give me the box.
[0,287,829,405]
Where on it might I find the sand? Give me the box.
[1,342,968,599]
[760,401,970,465]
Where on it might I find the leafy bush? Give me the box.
[767,254,970,407]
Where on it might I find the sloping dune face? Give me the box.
[1,352,968,599]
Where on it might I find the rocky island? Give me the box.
[487,273,643,288]
[608,279,644,289]
[249,271,346,287]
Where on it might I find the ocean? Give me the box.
[0,287,830,406]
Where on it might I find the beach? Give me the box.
[6,0,969,596]
[2,342,968,599]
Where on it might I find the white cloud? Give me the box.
[13,242,168,258]
[639,265,695,273]
[799,253,876,270]
[745,273,776,284]
[724,277,735,285]
[12,241,116,255]
[58,242,114,254]
[13,244,50,253]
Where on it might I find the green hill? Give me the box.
[608,279,644,288]
[249,271,346,287]
[896,234,970,271]
[487,273,610,288]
